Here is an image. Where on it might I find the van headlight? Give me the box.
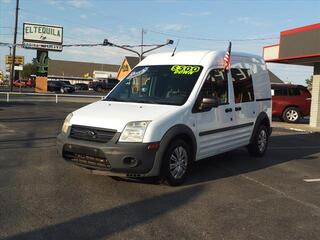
[62,113,73,134]
[119,121,150,142]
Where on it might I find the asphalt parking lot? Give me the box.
[0,101,320,240]
[0,86,106,96]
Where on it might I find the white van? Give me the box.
[57,51,272,185]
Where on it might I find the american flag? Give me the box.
[223,42,232,71]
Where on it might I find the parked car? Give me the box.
[91,78,119,92]
[271,83,311,123]
[13,80,26,88]
[47,81,75,93]
[74,83,89,90]
[58,50,272,186]
[25,79,35,88]
[61,80,72,85]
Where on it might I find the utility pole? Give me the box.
[10,0,19,92]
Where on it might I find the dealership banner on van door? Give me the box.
[23,22,63,51]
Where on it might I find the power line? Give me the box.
[0,42,170,48]
[147,29,279,42]
[63,43,104,47]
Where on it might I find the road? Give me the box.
[0,86,106,96]
[0,102,320,240]
[0,89,105,104]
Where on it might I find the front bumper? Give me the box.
[57,132,160,177]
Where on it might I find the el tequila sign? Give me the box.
[23,22,63,51]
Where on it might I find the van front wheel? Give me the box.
[162,139,191,186]
[247,125,269,157]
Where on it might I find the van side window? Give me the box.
[231,68,254,103]
[206,69,228,104]
[194,69,228,112]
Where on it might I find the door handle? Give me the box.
[235,107,242,111]
[225,108,233,113]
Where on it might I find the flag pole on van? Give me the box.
[223,41,232,71]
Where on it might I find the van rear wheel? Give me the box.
[247,125,269,157]
[162,139,191,186]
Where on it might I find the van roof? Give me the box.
[139,50,264,67]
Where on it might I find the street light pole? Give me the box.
[10,0,19,92]
[103,39,174,62]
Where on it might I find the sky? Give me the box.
[0,0,319,85]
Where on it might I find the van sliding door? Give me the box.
[231,67,256,146]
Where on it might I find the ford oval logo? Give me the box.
[87,130,96,138]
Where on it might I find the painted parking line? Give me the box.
[0,123,16,134]
[269,146,320,150]
[288,128,308,132]
[303,178,320,183]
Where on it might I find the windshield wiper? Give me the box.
[105,97,125,102]
[132,99,157,104]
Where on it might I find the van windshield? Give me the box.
[105,65,203,105]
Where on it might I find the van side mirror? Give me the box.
[201,97,219,110]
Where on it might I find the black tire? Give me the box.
[161,139,191,186]
[247,125,269,157]
[282,107,301,123]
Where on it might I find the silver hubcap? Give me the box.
[258,129,267,152]
[286,110,298,121]
[169,146,188,179]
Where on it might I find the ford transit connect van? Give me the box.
[57,51,272,185]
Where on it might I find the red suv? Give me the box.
[271,84,311,123]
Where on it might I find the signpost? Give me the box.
[22,22,63,92]
[5,55,24,82]
[23,22,63,51]
[5,55,24,65]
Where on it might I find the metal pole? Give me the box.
[140,28,144,62]
[10,0,19,92]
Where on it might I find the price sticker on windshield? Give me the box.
[171,65,200,75]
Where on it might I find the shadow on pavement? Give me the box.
[4,185,204,240]
[96,131,320,187]
[185,131,320,185]
[272,116,310,124]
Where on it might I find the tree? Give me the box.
[305,76,313,90]
[21,63,37,79]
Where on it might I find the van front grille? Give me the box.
[70,125,116,143]
[66,152,111,170]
